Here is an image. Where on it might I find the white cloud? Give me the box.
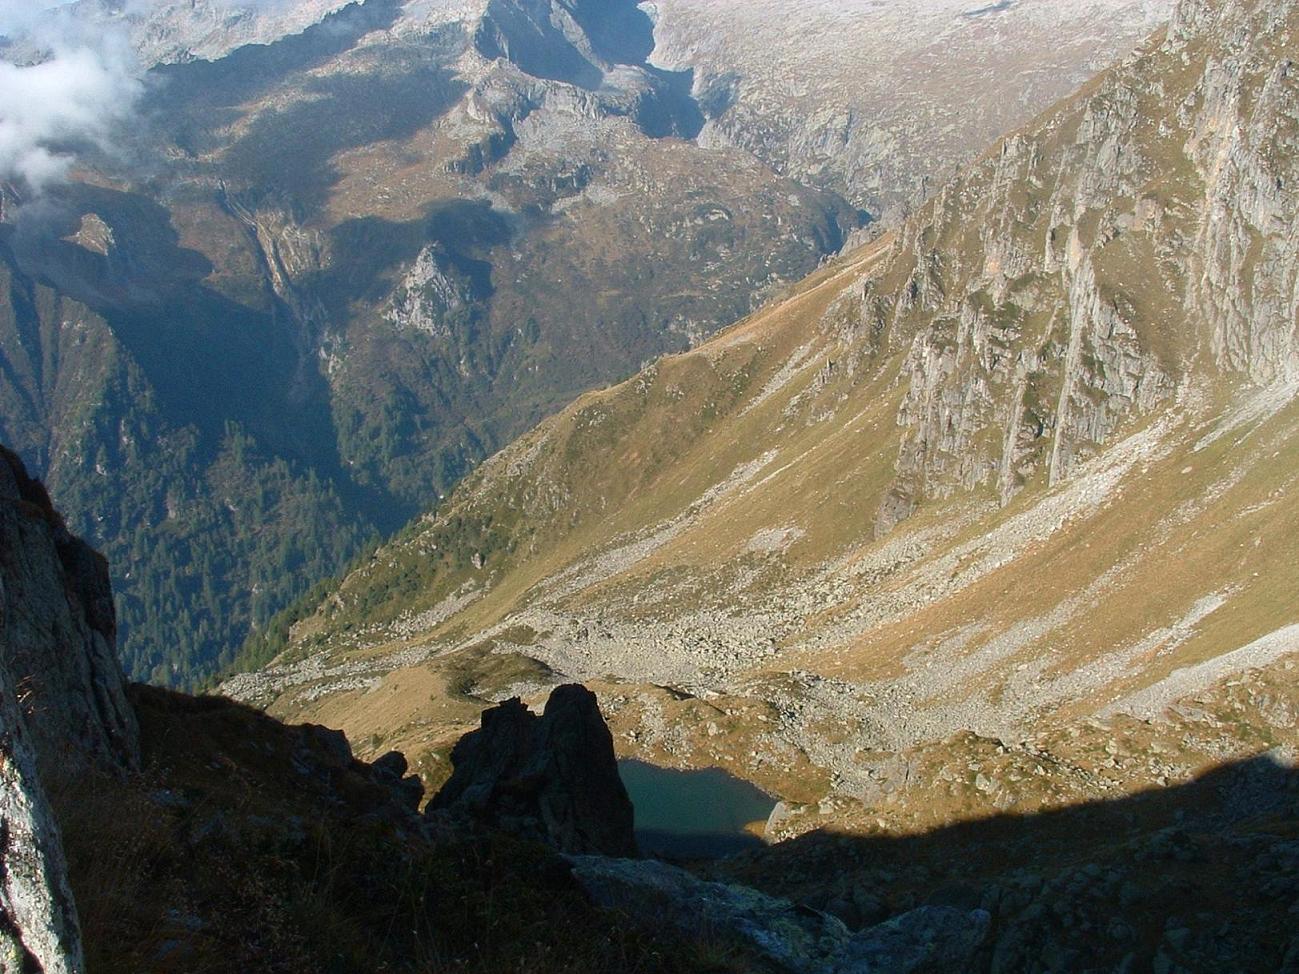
[0,30,143,193]
[0,0,319,193]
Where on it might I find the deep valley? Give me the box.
[0,0,1296,971]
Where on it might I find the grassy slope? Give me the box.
[243,1,1299,827]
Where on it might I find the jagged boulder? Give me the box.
[0,447,138,774]
[428,684,636,856]
[370,749,425,811]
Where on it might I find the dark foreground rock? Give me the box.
[833,906,990,973]
[67,683,721,974]
[428,684,636,856]
[568,855,990,974]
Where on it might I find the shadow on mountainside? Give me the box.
[49,679,1299,973]
[52,685,777,974]
[473,0,703,137]
[215,61,469,213]
[572,0,657,66]
[715,752,1299,972]
[471,0,667,90]
[1,186,339,469]
[318,199,509,314]
[145,0,469,214]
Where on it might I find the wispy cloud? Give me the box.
[0,2,146,194]
[0,0,322,194]
[0,41,143,193]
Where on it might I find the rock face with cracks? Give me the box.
[0,446,141,974]
[0,447,138,776]
[0,657,83,974]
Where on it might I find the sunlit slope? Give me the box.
[229,0,1299,813]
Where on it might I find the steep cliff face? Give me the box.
[865,0,1299,519]
[0,657,83,974]
[0,446,143,974]
[1180,0,1299,384]
[0,447,137,773]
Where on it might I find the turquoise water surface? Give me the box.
[618,759,777,859]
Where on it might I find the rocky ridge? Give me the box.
[0,447,138,773]
[428,683,638,855]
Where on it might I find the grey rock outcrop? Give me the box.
[569,855,850,972]
[0,445,140,973]
[0,447,138,775]
[428,684,636,856]
[568,855,990,974]
[1180,0,1299,385]
[833,0,1299,530]
[0,637,83,974]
